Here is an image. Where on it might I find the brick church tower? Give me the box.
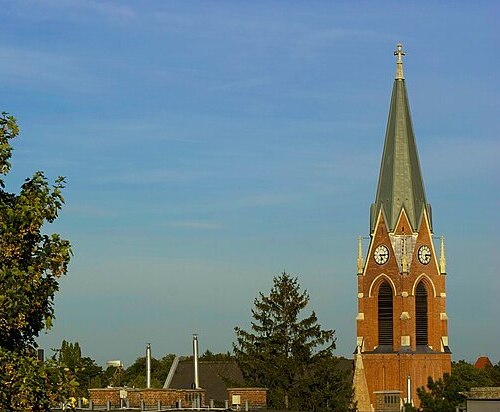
[353,44,451,412]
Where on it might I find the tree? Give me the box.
[417,360,497,412]
[299,353,354,412]
[123,354,176,388]
[0,112,73,410]
[489,361,500,386]
[124,356,161,388]
[56,340,104,396]
[417,375,458,412]
[233,271,354,411]
[199,350,233,361]
[58,341,82,370]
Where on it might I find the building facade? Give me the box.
[353,44,451,412]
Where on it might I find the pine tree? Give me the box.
[233,272,353,411]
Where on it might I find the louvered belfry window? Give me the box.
[378,281,394,347]
[415,281,428,346]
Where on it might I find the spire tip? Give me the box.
[394,43,406,80]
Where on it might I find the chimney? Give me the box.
[193,334,199,389]
[146,343,152,389]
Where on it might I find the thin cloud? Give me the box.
[297,27,386,48]
[208,77,270,93]
[65,204,121,218]
[168,220,222,230]
[97,168,215,185]
[11,0,136,21]
[147,7,384,57]
[0,47,95,93]
[234,193,301,208]
[76,0,135,20]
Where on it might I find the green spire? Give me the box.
[370,44,431,233]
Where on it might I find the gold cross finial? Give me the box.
[394,43,405,79]
[394,43,405,62]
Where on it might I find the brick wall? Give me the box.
[361,352,451,409]
[358,212,449,353]
[355,211,452,411]
[88,388,121,407]
[89,387,206,408]
[227,388,267,408]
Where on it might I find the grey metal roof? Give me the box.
[370,78,431,233]
[168,360,245,402]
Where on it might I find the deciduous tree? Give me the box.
[123,354,176,388]
[0,112,73,411]
[417,360,498,412]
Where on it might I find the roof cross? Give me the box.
[394,43,405,79]
[394,43,405,62]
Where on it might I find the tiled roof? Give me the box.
[474,356,493,369]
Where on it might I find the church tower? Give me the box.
[353,44,451,412]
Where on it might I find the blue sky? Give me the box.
[1,1,498,367]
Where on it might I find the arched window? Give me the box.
[415,281,428,346]
[378,281,393,347]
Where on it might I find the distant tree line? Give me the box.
[48,337,500,411]
[51,342,238,395]
[53,341,177,392]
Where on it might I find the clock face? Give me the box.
[418,245,431,265]
[374,245,389,265]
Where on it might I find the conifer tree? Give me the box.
[234,272,353,411]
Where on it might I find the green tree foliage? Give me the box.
[0,348,76,411]
[233,272,354,411]
[489,361,500,386]
[103,364,125,388]
[56,340,104,396]
[417,375,459,412]
[58,341,82,370]
[417,360,499,412]
[199,350,233,361]
[0,112,73,411]
[123,354,176,388]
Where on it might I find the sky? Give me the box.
[1,1,498,367]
